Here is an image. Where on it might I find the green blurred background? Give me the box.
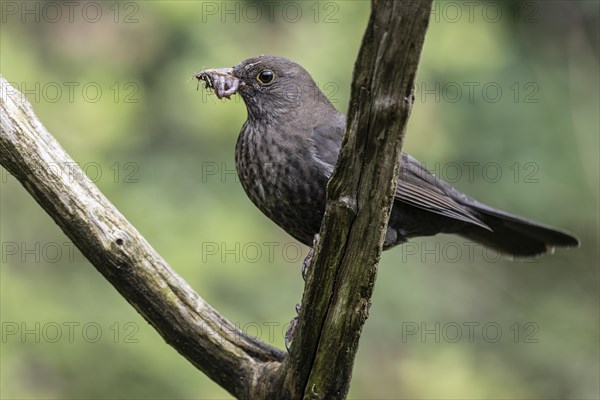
[1,1,598,399]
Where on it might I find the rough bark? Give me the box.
[268,1,433,398]
[0,0,432,398]
[0,76,284,399]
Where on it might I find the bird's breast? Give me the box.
[234,123,328,245]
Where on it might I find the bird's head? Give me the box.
[195,56,334,122]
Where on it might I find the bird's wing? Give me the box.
[397,153,490,230]
[310,114,345,176]
[312,116,489,230]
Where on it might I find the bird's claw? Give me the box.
[285,303,302,351]
[301,234,319,281]
[288,234,320,349]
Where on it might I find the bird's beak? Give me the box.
[194,67,242,100]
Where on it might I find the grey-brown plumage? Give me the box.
[196,56,579,257]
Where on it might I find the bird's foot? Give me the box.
[302,234,320,281]
[287,234,318,350]
[285,303,302,351]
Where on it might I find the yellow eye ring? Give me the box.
[257,70,275,85]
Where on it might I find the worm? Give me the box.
[194,68,241,100]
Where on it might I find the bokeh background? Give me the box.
[1,1,598,399]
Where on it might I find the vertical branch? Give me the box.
[270,1,433,398]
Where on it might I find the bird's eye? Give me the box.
[257,70,275,85]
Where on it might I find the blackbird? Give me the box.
[195,56,579,257]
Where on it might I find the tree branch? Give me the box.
[1,0,432,398]
[0,76,284,399]
[273,1,433,398]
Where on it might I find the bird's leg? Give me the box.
[286,234,320,350]
[302,233,320,281]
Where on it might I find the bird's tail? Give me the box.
[458,202,579,257]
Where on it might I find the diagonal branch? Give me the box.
[0,76,284,399]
